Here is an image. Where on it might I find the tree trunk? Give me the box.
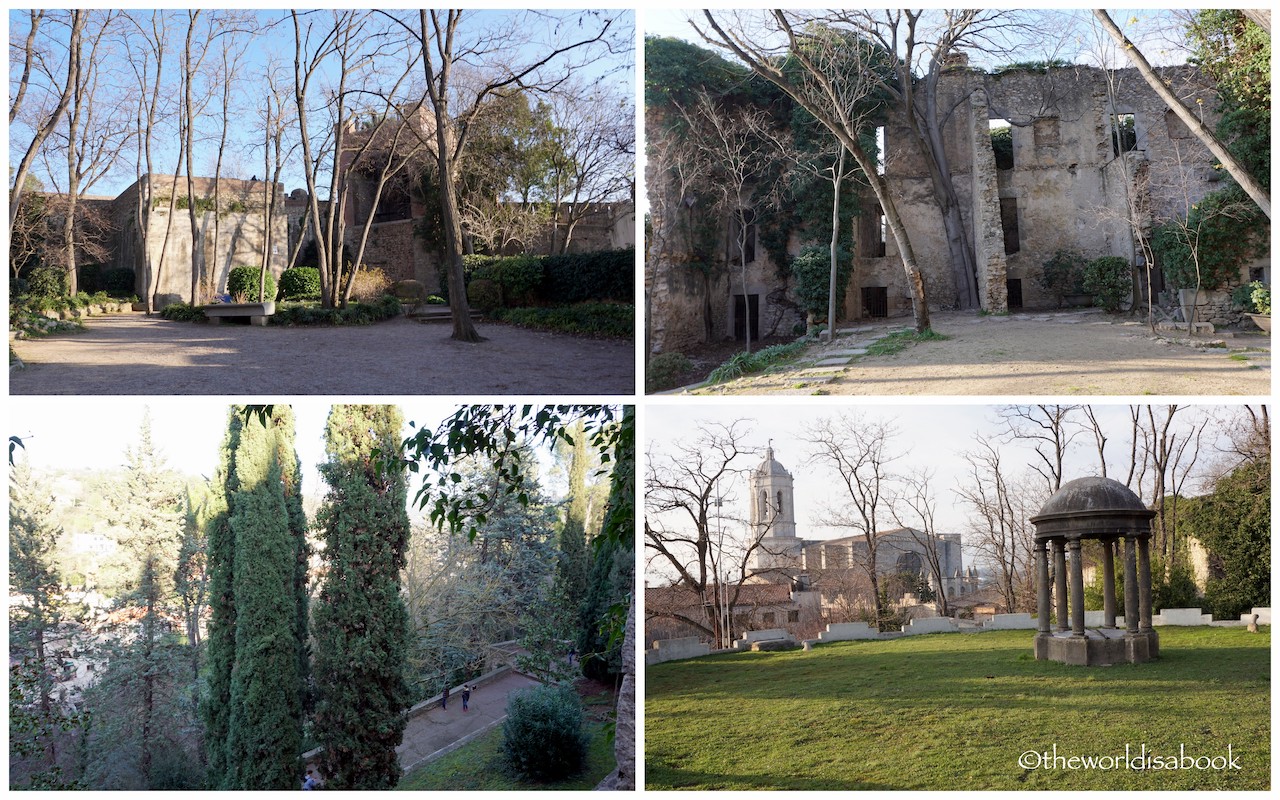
[826,146,845,340]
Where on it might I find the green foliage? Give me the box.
[26,264,68,299]
[492,303,633,338]
[220,407,305,789]
[989,126,1013,170]
[1150,187,1267,290]
[314,406,412,790]
[269,295,401,327]
[1151,559,1202,613]
[644,36,755,112]
[1181,457,1269,619]
[426,295,446,305]
[1038,249,1087,304]
[226,265,275,302]
[473,254,544,305]
[991,58,1072,74]
[1186,10,1270,188]
[578,532,634,683]
[8,657,88,789]
[102,268,137,296]
[502,685,589,782]
[1233,280,1271,315]
[541,248,634,304]
[646,351,693,393]
[468,278,503,313]
[789,244,852,319]
[174,195,217,213]
[399,721,615,790]
[202,410,240,785]
[706,342,809,384]
[277,267,321,300]
[159,302,207,322]
[1082,255,1132,312]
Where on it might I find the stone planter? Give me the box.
[1247,313,1271,333]
[201,301,276,326]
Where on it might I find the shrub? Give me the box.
[646,351,693,393]
[492,302,633,338]
[501,685,588,782]
[789,244,852,320]
[1150,186,1267,290]
[426,295,446,305]
[1082,256,1132,312]
[473,254,543,306]
[467,278,502,313]
[159,302,207,322]
[227,265,276,302]
[1038,249,1086,306]
[102,268,136,296]
[344,267,391,303]
[78,263,103,293]
[278,267,321,300]
[26,264,68,299]
[541,248,634,304]
[269,295,401,327]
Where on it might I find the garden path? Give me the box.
[9,313,633,394]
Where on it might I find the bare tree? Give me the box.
[645,421,781,648]
[9,11,85,238]
[1093,9,1269,219]
[675,91,787,354]
[998,404,1083,492]
[955,434,1040,612]
[889,469,952,615]
[696,11,934,331]
[389,9,628,342]
[803,414,899,627]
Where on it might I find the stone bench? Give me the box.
[202,301,275,326]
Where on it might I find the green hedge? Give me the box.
[277,267,321,300]
[441,248,634,306]
[227,265,276,302]
[270,295,401,326]
[502,685,588,782]
[492,303,633,338]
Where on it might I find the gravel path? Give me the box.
[9,313,634,395]
[680,309,1270,396]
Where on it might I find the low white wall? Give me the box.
[646,637,711,665]
[902,617,959,635]
[739,628,789,644]
[817,622,880,642]
[1154,608,1214,626]
[1243,607,1271,625]
[981,613,1036,630]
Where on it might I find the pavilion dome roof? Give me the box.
[1030,477,1155,540]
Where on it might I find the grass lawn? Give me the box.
[398,721,615,791]
[646,627,1269,790]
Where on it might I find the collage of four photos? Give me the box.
[7,6,1272,792]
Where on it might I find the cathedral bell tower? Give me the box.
[749,443,801,571]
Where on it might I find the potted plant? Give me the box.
[1234,280,1270,332]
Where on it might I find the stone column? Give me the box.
[1124,536,1139,635]
[1068,539,1085,636]
[1137,535,1153,632]
[1102,539,1117,628]
[1053,540,1068,632]
[1035,541,1050,633]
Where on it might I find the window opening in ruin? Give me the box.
[860,203,886,258]
[1006,278,1024,309]
[1111,113,1137,156]
[1000,197,1021,255]
[787,610,800,623]
[990,119,1013,169]
[733,293,759,342]
[730,208,757,264]
[861,286,888,318]
[875,126,885,175]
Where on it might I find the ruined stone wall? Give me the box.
[346,219,439,289]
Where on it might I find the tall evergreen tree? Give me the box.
[313,405,412,790]
[555,421,592,636]
[201,410,241,787]
[222,407,305,790]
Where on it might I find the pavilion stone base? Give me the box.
[1034,628,1159,665]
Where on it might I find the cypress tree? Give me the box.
[223,407,305,789]
[202,410,241,787]
[313,405,412,790]
[555,421,592,631]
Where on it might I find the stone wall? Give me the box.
[346,219,437,288]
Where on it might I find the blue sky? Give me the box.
[10,8,635,199]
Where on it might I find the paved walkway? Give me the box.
[396,670,543,775]
[9,313,634,395]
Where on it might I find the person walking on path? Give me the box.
[442,683,450,710]
[461,684,472,712]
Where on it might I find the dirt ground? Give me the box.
[9,313,634,395]
[679,308,1271,396]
